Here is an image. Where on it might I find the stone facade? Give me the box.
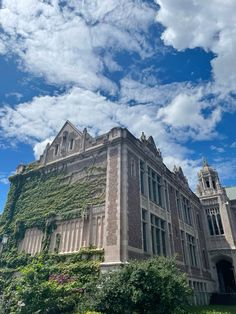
[7,121,236,304]
[196,161,236,295]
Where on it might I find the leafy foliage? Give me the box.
[188,305,236,313]
[0,251,102,314]
[84,257,192,314]
[0,252,192,314]
[0,166,106,235]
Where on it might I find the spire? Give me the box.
[202,157,209,167]
[140,132,146,141]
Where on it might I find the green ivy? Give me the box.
[0,165,106,249]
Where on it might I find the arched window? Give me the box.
[207,215,214,235]
[206,208,224,236]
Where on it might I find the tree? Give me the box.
[88,257,192,314]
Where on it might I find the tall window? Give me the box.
[55,144,59,156]
[140,160,145,195]
[187,200,192,225]
[206,180,210,188]
[164,180,170,211]
[212,180,216,189]
[186,233,197,267]
[150,214,166,256]
[168,223,174,255]
[181,230,187,264]
[206,208,224,235]
[70,138,74,150]
[62,131,68,145]
[131,159,136,177]
[182,196,192,225]
[148,167,162,206]
[142,209,148,252]
[176,191,182,219]
[196,214,202,230]
[202,249,209,269]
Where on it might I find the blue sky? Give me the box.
[1,0,236,212]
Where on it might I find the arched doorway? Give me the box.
[216,259,236,293]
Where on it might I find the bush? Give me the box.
[0,254,100,314]
[85,257,192,314]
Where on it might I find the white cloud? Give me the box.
[0,41,6,54]
[33,137,54,159]
[156,0,236,92]
[0,0,156,93]
[119,78,190,105]
[0,0,231,190]
[0,174,9,185]
[157,92,222,140]
[212,157,236,184]
[0,86,190,158]
[5,92,23,101]
[210,145,225,153]
[164,155,202,190]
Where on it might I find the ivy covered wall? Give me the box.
[0,155,107,248]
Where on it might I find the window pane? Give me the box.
[152,179,157,203]
[140,161,145,195]
[212,214,219,235]
[207,215,214,235]
[143,222,147,252]
[217,213,224,235]
[148,176,152,199]
[151,226,155,254]
[162,230,166,256]
[156,229,161,254]
[142,209,148,252]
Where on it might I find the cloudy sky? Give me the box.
[1,0,236,212]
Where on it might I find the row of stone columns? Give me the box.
[19,228,44,255]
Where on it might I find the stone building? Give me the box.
[3,121,236,303]
[197,162,236,295]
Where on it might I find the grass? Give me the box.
[188,305,236,314]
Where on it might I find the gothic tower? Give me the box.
[197,160,236,293]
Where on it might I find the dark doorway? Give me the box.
[216,260,236,293]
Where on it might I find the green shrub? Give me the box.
[84,257,192,314]
[0,253,101,314]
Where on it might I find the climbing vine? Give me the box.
[0,165,106,248]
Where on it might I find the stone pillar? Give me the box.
[127,150,142,257]
[102,144,123,265]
